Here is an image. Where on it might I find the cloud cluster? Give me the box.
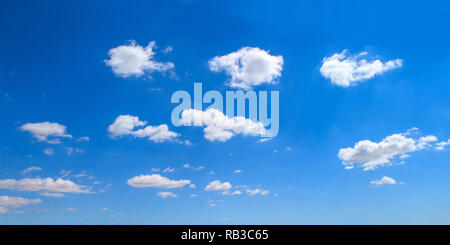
[19,122,72,144]
[370,176,397,186]
[436,139,450,151]
[338,129,440,170]
[204,180,232,191]
[108,115,179,143]
[208,47,283,89]
[0,177,91,193]
[105,41,174,78]
[320,50,402,87]
[180,109,266,142]
[207,182,270,196]
[0,196,42,214]
[127,174,191,188]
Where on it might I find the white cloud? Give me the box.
[105,40,174,78]
[183,163,204,171]
[233,169,242,174]
[189,184,196,188]
[0,196,41,214]
[320,50,403,87]
[162,46,173,54]
[108,115,179,143]
[151,168,160,172]
[19,122,72,144]
[74,172,87,178]
[41,192,65,198]
[258,138,272,143]
[205,180,232,191]
[127,174,191,188]
[76,136,90,142]
[370,176,397,186]
[246,188,270,196]
[157,191,178,198]
[208,47,283,89]
[163,167,175,173]
[0,177,92,193]
[222,190,242,195]
[60,169,71,178]
[338,129,440,170]
[43,148,54,156]
[417,135,438,149]
[21,166,42,175]
[436,140,450,151]
[66,147,85,156]
[180,109,266,142]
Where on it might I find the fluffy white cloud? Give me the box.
[208,47,283,89]
[370,176,397,186]
[105,40,174,78]
[0,196,41,213]
[108,115,179,143]
[320,50,403,87]
[0,177,91,193]
[417,135,438,149]
[205,180,232,191]
[338,130,440,171]
[19,122,72,144]
[21,166,42,175]
[180,109,266,142]
[436,140,450,151]
[127,174,191,188]
[233,169,242,174]
[157,192,178,198]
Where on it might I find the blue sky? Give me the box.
[1,0,450,224]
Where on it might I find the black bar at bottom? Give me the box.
[1,225,449,243]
